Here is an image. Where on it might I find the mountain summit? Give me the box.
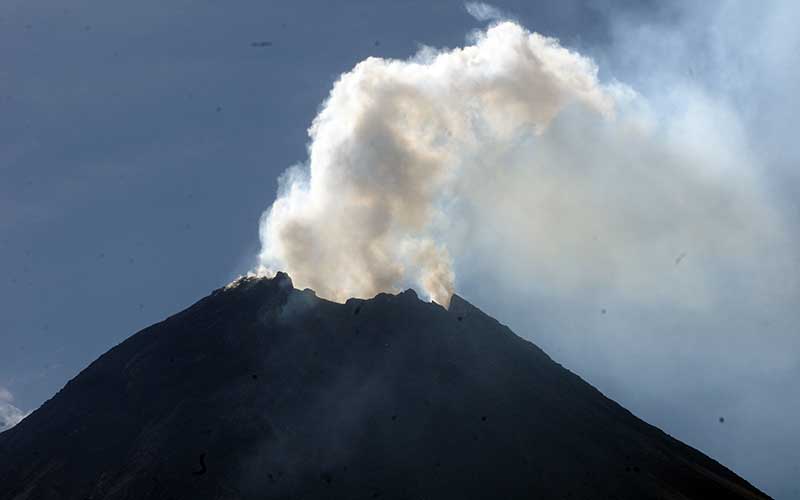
[0,273,768,499]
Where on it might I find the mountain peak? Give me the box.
[223,272,449,315]
[223,271,292,292]
[0,277,768,500]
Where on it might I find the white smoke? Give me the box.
[256,20,791,310]
[0,387,27,432]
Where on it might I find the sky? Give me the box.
[1,1,799,498]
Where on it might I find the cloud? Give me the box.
[0,387,28,432]
[257,22,614,306]
[256,20,792,311]
[464,2,508,22]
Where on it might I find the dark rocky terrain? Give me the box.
[0,273,770,499]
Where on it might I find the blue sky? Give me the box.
[2,1,798,498]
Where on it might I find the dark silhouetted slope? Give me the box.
[0,273,769,499]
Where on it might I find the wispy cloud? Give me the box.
[464,2,508,22]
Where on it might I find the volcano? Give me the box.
[0,273,768,499]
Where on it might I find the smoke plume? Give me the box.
[256,20,789,309]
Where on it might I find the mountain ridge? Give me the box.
[0,273,770,499]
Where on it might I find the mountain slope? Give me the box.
[0,273,769,499]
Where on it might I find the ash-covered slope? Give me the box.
[0,273,768,500]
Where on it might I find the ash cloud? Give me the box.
[256,19,792,311]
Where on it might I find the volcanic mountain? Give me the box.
[0,273,769,499]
